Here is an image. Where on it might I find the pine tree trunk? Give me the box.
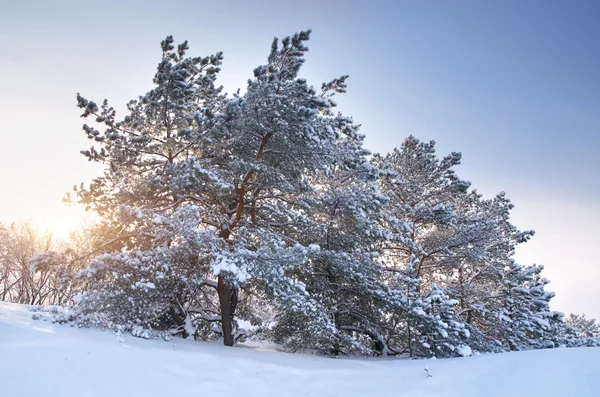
[407,318,413,358]
[217,275,236,346]
[216,131,271,346]
[217,226,239,346]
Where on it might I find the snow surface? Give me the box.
[0,301,598,397]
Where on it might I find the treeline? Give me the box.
[0,223,87,306]
[3,31,598,357]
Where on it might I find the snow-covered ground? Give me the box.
[0,301,598,397]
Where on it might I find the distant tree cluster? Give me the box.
[4,31,596,356]
[0,222,86,306]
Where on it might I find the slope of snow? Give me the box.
[0,301,598,397]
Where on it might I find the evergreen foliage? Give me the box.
[38,31,596,356]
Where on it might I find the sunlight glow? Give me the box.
[39,205,94,239]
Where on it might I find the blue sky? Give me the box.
[0,0,598,317]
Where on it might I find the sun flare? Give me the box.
[40,205,95,239]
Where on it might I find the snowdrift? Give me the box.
[0,301,597,397]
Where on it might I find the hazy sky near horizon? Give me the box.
[0,1,598,318]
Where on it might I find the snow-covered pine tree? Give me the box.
[270,160,407,356]
[493,261,562,350]
[559,313,600,347]
[565,313,599,338]
[373,135,544,355]
[216,31,410,355]
[420,283,473,357]
[68,33,567,355]
[434,189,536,351]
[374,136,474,356]
[72,31,379,347]
[71,36,230,339]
